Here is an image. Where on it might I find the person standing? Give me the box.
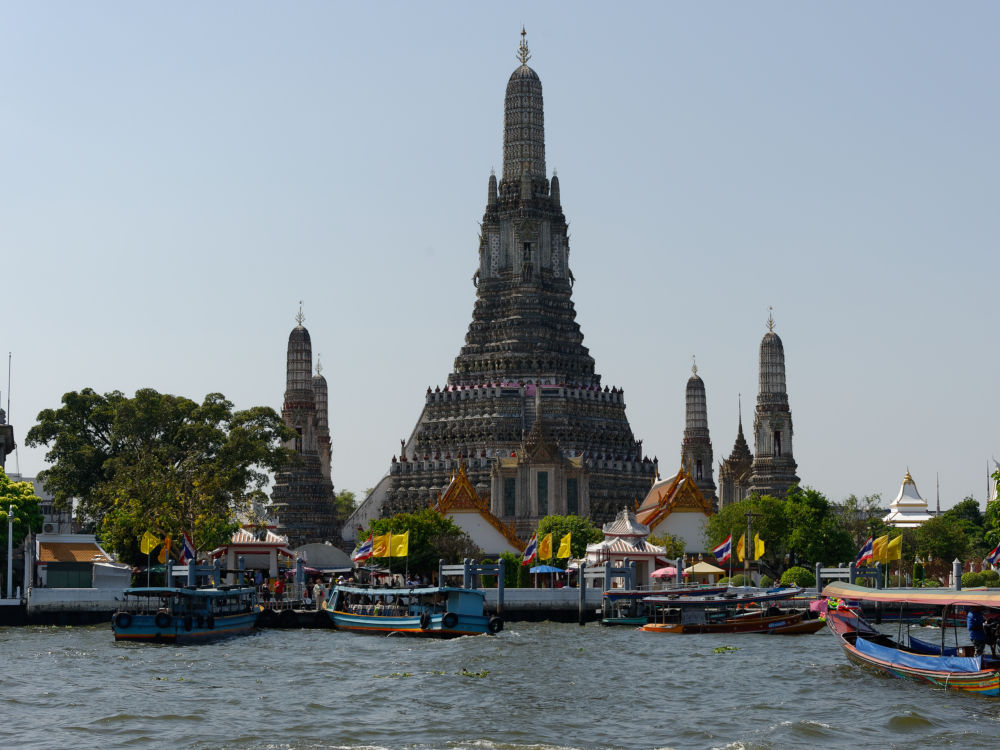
[968,606,987,655]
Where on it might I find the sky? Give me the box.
[3,2,998,511]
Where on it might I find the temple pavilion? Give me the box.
[883,471,934,528]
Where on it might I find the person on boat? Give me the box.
[967,606,988,656]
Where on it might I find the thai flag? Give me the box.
[522,533,538,566]
[712,534,732,564]
[179,533,196,564]
[352,534,374,563]
[856,536,874,565]
[986,541,1000,567]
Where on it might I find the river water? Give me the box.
[2,620,999,750]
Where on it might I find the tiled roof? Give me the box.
[39,541,111,564]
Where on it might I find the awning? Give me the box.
[683,561,726,575]
[38,541,111,564]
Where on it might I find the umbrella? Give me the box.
[651,566,678,578]
[529,565,565,574]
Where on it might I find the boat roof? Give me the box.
[333,584,484,598]
[644,587,802,607]
[124,586,255,598]
[823,581,1000,608]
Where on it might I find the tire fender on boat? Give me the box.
[442,612,459,629]
[155,612,171,629]
[114,612,132,630]
[488,616,504,634]
[419,612,431,630]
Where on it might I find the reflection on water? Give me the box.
[2,621,999,750]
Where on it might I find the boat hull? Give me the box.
[112,611,257,644]
[641,611,819,635]
[326,609,493,637]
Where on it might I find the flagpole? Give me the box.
[146,550,150,587]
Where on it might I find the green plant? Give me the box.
[981,570,1000,588]
[780,566,816,588]
[759,575,773,588]
[728,574,748,587]
[962,571,986,588]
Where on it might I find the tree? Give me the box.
[647,532,686,559]
[366,508,480,577]
[0,469,44,592]
[916,515,973,573]
[333,490,357,520]
[783,486,855,568]
[941,496,988,559]
[705,494,788,576]
[536,514,603,562]
[834,493,884,548]
[26,388,294,564]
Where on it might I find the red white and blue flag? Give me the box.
[986,541,1000,567]
[352,534,374,563]
[856,536,874,565]
[179,533,196,564]
[522,533,538,566]
[712,534,733,564]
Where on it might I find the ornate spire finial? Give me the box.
[316,354,323,376]
[518,27,531,65]
[767,306,775,332]
[692,355,697,376]
[296,300,305,327]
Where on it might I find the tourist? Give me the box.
[968,606,987,655]
[261,578,271,604]
[314,581,326,610]
[274,577,285,604]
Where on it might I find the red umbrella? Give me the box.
[651,566,678,578]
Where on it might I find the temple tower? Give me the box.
[680,360,716,502]
[313,358,332,482]
[718,400,753,508]
[748,311,800,497]
[270,307,339,547]
[349,31,654,540]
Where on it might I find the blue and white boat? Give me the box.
[324,584,502,637]
[112,585,258,643]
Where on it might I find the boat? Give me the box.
[601,585,728,626]
[640,587,824,634]
[822,581,1000,696]
[111,584,258,643]
[323,583,503,637]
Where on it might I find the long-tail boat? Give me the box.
[640,587,824,634]
[822,581,1000,696]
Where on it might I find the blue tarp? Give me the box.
[856,637,981,673]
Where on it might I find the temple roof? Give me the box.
[602,506,650,538]
[884,470,934,527]
[636,467,714,528]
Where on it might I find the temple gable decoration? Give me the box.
[434,461,525,554]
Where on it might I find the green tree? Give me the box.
[705,494,787,576]
[647,532,686,559]
[26,388,293,564]
[916,514,973,573]
[0,468,44,550]
[536,514,603,562]
[783,485,856,568]
[941,496,988,559]
[367,508,481,577]
[333,490,357,520]
[834,493,884,547]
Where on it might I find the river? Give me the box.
[2,620,999,750]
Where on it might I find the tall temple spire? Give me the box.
[748,310,799,497]
[681,360,716,501]
[503,29,546,182]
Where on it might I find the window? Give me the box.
[504,478,516,517]
[696,460,703,480]
[537,472,548,516]
[567,478,578,515]
[774,431,782,457]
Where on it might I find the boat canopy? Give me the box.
[823,581,1000,608]
[644,587,802,607]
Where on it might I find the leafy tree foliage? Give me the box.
[647,531,686,559]
[834,493,884,547]
[780,566,816,588]
[705,494,787,576]
[26,388,293,564]
[367,508,481,577]
[536,514,603,561]
[915,514,974,570]
[783,486,856,568]
[333,490,357,520]
[0,469,44,549]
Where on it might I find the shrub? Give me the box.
[981,570,1000,588]
[728,574,748,587]
[759,575,773,588]
[717,576,729,585]
[962,572,986,588]
[780,566,816,588]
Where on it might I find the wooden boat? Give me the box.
[640,587,823,634]
[112,585,258,643]
[324,584,502,637]
[601,585,728,626]
[822,581,1000,696]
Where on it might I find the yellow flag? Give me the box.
[139,530,159,555]
[753,533,765,561]
[372,533,391,557]
[389,531,409,557]
[157,535,172,564]
[557,532,572,559]
[538,533,553,560]
[737,534,746,562]
[887,535,902,561]
[872,535,889,563]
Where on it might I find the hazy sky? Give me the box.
[3,2,997,510]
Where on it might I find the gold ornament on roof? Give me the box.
[692,355,697,376]
[767,306,775,332]
[296,301,305,327]
[518,27,531,65]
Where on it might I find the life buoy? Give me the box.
[487,616,504,634]
[183,615,193,631]
[114,612,132,629]
[442,612,459,629]
[207,615,215,630]
[419,612,431,630]
[155,612,171,629]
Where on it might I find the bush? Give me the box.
[981,570,1000,588]
[717,576,729,585]
[962,571,986,588]
[759,575,773,588]
[780,566,816,588]
[728,574,748,587]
